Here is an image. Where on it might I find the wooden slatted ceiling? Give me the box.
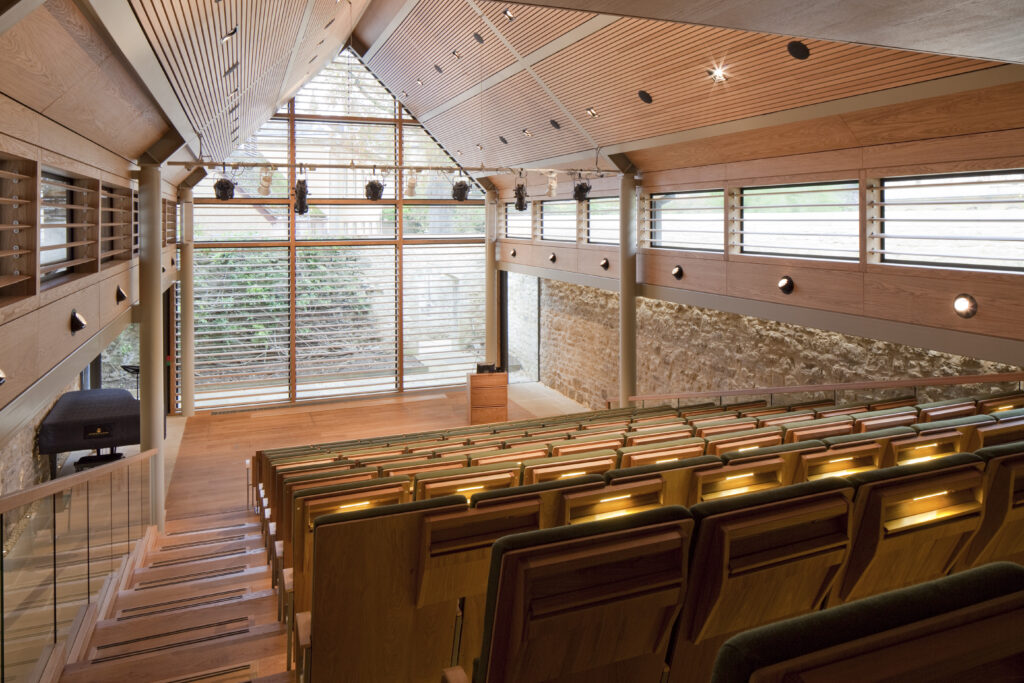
[474,1,595,59]
[423,70,590,167]
[367,0,516,115]
[0,0,167,160]
[532,18,999,151]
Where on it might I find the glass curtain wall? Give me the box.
[179,49,485,410]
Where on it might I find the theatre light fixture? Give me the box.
[777,275,795,294]
[953,294,978,318]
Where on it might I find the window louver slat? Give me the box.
[504,202,531,239]
[540,200,577,242]
[403,204,484,237]
[737,181,859,260]
[586,197,619,244]
[194,204,290,242]
[296,204,397,240]
[647,190,724,251]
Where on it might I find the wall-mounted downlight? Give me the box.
[599,258,610,270]
[671,265,684,280]
[777,275,795,295]
[953,293,978,318]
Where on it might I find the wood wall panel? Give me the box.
[496,239,536,265]
[864,271,1024,341]
[726,261,865,315]
[576,246,619,279]
[0,311,39,409]
[640,250,727,295]
[36,284,100,379]
[99,267,133,328]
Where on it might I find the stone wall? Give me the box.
[0,376,81,497]
[506,272,539,382]
[538,279,1020,410]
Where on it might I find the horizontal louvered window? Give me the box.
[540,200,576,242]
[191,248,291,409]
[504,202,531,238]
[586,197,619,244]
[39,172,95,282]
[737,181,859,260]
[403,243,485,389]
[294,120,397,199]
[296,204,397,240]
[875,171,1024,270]
[403,204,484,238]
[292,50,396,119]
[648,190,723,251]
[295,246,398,399]
[193,203,289,242]
[99,184,133,267]
[196,119,290,199]
[402,125,483,200]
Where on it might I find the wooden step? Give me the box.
[164,511,259,535]
[146,536,264,566]
[88,615,256,662]
[113,565,271,612]
[128,549,266,589]
[153,525,261,552]
[59,622,286,682]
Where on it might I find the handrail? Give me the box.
[0,448,156,517]
[630,371,1024,404]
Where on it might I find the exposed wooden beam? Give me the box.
[607,153,635,174]
[511,0,1024,64]
[178,167,208,190]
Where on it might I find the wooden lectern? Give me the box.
[467,371,508,424]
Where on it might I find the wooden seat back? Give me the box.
[852,407,919,432]
[413,463,521,500]
[978,392,1024,414]
[831,453,985,605]
[694,417,758,438]
[522,450,619,484]
[549,434,625,457]
[966,414,1024,450]
[691,456,788,503]
[797,441,881,482]
[915,397,978,422]
[704,427,783,456]
[961,441,1024,568]
[279,465,376,549]
[722,440,826,485]
[782,415,854,443]
[710,562,1024,683]
[618,437,706,468]
[885,429,963,467]
[606,455,723,507]
[667,479,854,683]
[310,497,467,682]
[474,507,694,683]
[756,410,815,429]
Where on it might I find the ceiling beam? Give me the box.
[79,0,199,159]
[510,0,1024,64]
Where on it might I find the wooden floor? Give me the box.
[166,382,585,520]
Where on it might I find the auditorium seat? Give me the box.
[757,409,816,428]
[618,437,706,468]
[694,417,758,438]
[977,392,1024,414]
[852,406,919,432]
[815,402,869,418]
[549,433,625,457]
[522,450,619,484]
[379,454,470,481]
[278,465,377,550]
[704,427,784,456]
[309,496,468,682]
[442,506,694,683]
[470,444,549,466]
[667,478,854,683]
[868,395,919,410]
[782,414,855,443]
[469,475,605,528]
[821,426,915,471]
[604,455,723,506]
[830,453,985,605]
[710,561,1024,683]
[965,410,1024,450]
[721,440,826,484]
[916,397,978,422]
[691,452,789,502]
[959,440,1024,568]
[412,462,521,500]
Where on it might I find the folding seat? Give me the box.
[681,404,732,419]
[885,426,967,467]
[977,391,1024,414]
[687,410,740,427]
[548,433,625,457]
[910,413,994,443]
[690,446,798,503]
[470,444,549,466]
[603,455,722,506]
[821,425,914,456]
[412,462,521,500]
[785,398,835,411]
[720,440,827,485]
[756,409,816,428]
[815,402,869,418]
[851,406,919,432]
[442,506,695,683]
[704,427,783,456]
[469,474,605,529]
[709,562,1024,683]
[737,405,789,418]
[521,450,619,484]
[693,417,758,438]
[278,465,376,551]
[830,453,985,605]
[781,414,854,443]
[959,440,1024,568]
[867,395,918,410]
[916,396,978,422]
[306,496,468,682]
[502,433,573,449]
[618,436,707,468]
[379,454,471,485]
[722,399,769,412]
[624,423,694,447]
[965,408,1024,450]
[667,479,855,683]
[630,413,685,427]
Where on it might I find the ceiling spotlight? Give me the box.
[638,90,653,103]
[585,107,598,118]
[452,180,471,201]
[434,64,443,74]
[953,293,978,318]
[476,143,483,151]
[452,49,462,59]
[514,182,528,212]
[572,178,591,202]
[473,32,484,44]
[787,40,811,60]
[502,8,515,21]
[671,265,684,280]
[499,135,508,144]
[220,25,238,43]
[229,87,239,97]
[707,66,727,83]
[456,149,463,155]
[550,120,561,130]
[416,78,423,86]
[522,129,532,137]
[325,18,335,29]
[400,91,407,98]
[365,178,384,201]
[777,275,795,295]
[224,61,238,77]
[214,177,235,201]
[295,179,309,215]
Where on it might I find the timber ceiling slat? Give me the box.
[475,1,595,57]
